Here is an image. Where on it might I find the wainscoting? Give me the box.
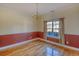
[65,34,79,48]
[37,32,79,48]
[0,32,79,48]
[0,32,44,47]
[47,34,79,48]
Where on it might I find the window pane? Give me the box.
[47,22,52,28]
[47,24,52,28]
[47,28,52,32]
[53,28,59,32]
[47,22,52,25]
[53,30,59,32]
[53,25,59,28]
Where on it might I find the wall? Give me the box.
[0,32,38,47]
[0,6,39,35]
[0,6,40,47]
[43,5,79,48]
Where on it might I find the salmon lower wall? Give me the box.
[0,31,79,48]
[36,32,79,48]
[65,34,79,48]
[37,32,44,39]
[0,32,44,47]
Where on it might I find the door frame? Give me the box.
[44,18,65,44]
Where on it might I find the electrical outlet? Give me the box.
[66,41,69,44]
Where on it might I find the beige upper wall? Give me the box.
[55,6,79,35]
[0,5,79,35]
[43,5,79,35]
[0,7,37,35]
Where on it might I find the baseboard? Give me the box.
[0,38,38,51]
[39,39,79,51]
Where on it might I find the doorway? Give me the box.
[44,18,64,44]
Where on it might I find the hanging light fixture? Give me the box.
[50,10,57,19]
[35,3,39,20]
[32,3,39,21]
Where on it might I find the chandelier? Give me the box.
[35,3,39,20]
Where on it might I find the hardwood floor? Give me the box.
[0,40,79,56]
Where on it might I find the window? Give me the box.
[45,18,64,44]
[47,20,60,38]
[47,21,59,32]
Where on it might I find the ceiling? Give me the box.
[0,3,78,15]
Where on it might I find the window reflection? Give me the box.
[45,47,63,56]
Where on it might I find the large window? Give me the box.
[47,21,59,32]
[47,20,60,38]
[45,18,64,44]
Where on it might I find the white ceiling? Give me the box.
[0,3,78,15]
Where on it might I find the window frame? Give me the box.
[44,18,65,44]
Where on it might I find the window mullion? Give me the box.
[52,21,53,32]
